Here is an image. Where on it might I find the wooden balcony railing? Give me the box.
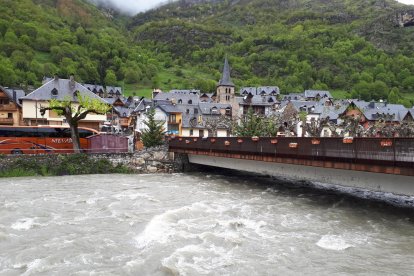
[169,137,414,170]
[0,118,14,124]
[0,104,18,111]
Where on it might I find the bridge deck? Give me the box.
[169,137,414,176]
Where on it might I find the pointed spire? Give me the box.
[218,56,235,87]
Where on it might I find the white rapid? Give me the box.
[1,173,414,275]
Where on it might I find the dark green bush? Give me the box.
[0,154,133,178]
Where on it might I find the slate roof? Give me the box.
[2,87,26,107]
[200,93,214,102]
[218,57,235,87]
[133,99,153,113]
[113,106,133,118]
[106,86,122,95]
[257,86,280,95]
[199,102,231,115]
[103,97,118,105]
[157,104,182,114]
[240,86,280,96]
[344,100,410,122]
[282,93,305,101]
[240,87,257,95]
[22,78,105,103]
[238,95,279,106]
[83,84,105,93]
[304,90,332,99]
[154,91,199,105]
[170,89,200,95]
[291,100,318,112]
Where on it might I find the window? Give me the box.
[178,99,182,104]
[7,113,13,119]
[190,129,194,136]
[170,114,176,123]
[188,100,192,104]
[194,108,198,114]
[186,109,190,114]
[51,88,58,97]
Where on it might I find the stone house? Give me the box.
[0,86,25,126]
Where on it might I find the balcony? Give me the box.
[0,103,18,111]
[168,119,182,125]
[0,118,14,125]
[119,118,130,127]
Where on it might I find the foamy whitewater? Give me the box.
[1,173,414,275]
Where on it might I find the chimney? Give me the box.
[54,75,58,81]
[13,90,16,102]
[69,75,75,90]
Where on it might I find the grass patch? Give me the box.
[0,154,133,178]
[0,168,38,177]
[331,90,351,99]
[122,66,216,97]
[34,51,53,63]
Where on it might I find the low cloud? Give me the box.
[89,0,173,15]
[397,0,414,5]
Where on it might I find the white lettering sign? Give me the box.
[51,138,73,144]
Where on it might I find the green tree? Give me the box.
[124,68,141,84]
[402,76,414,91]
[388,87,400,104]
[104,69,117,86]
[141,108,165,148]
[234,107,265,137]
[40,94,110,153]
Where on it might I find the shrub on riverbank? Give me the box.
[0,154,132,178]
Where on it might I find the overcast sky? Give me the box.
[89,0,171,15]
[397,0,414,4]
[89,0,414,16]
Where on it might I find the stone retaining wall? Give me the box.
[89,146,177,173]
[0,146,181,175]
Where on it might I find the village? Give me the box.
[1,58,414,152]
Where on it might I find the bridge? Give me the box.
[169,137,414,196]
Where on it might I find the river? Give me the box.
[1,173,414,275]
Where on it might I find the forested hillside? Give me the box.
[130,0,414,106]
[1,0,414,106]
[0,0,160,93]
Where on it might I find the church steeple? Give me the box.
[218,57,235,87]
[216,57,235,105]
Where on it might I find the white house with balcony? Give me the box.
[21,77,107,131]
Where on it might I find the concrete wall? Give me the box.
[188,154,414,197]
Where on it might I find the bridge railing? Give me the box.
[168,137,414,168]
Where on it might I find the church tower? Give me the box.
[216,57,235,104]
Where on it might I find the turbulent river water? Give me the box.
[1,173,414,275]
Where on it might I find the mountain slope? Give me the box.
[129,0,414,105]
[1,0,414,105]
[0,0,158,90]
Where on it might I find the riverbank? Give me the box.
[0,146,176,177]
